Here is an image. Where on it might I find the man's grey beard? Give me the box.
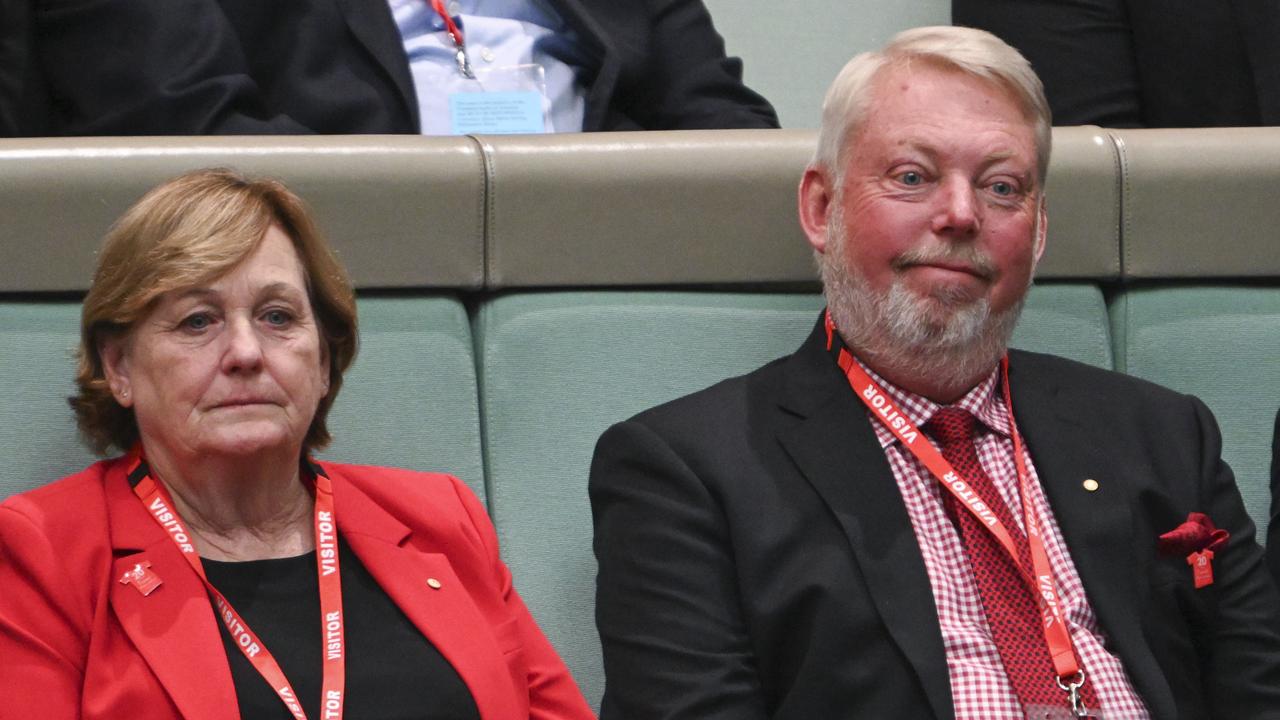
[819,212,1031,393]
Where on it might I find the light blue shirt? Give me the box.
[388,0,587,134]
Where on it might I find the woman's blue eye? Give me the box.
[183,314,211,330]
[264,310,291,326]
[900,171,923,186]
[991,181,1014,196]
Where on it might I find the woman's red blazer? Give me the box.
[0,456,595,720]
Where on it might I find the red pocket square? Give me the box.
[1157,512,1230,557]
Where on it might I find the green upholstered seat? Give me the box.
[317,295,486,503]
[475,291,824,707]
[1111,286,1280,537]
[1,296,486,505]
[0,302,98,499]
[1012,283,1114,369]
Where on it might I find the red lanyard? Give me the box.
[128,453,346,720]
[429,0,476,77]
[429,0,465,49]
[825,313,1085,686]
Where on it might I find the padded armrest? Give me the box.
[0,135,486,291]
[478,129,817,287]
[1113,127,1280,278]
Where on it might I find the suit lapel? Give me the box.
[776,325,954,720]
[1007,353,1175,718]
[105,467,238,720]
[330,471,519,720]
[335,0,421,130]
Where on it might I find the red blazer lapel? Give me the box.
[330,470,524,720]
[104,463,239,720]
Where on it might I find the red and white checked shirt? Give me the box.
[856,358,1149,719]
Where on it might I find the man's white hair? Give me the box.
[813,25,1052,189]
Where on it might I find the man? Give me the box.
[590,26,1280,719]
[2,0,777,136]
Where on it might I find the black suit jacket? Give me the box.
[4,0,777,136]
[0,0,37,135]
[590,318,1280,719]
[1267,409,1280,587]
[954,0,1280,127]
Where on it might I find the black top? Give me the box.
[203,537,480,720]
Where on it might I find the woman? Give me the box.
[0,168,594,720]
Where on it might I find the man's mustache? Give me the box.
[891,244,997,281]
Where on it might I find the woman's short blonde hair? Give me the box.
[70,168,358,455]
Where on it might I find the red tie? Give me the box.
[924,407,1097,713]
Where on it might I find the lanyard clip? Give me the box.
[1055,671,1090,717]
[454,46,476,79]
[431,0,473,78]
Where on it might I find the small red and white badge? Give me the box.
[119,560,163,596]
[1188,549,1215,589]
[1158,512,1229,589]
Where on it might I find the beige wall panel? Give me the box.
[0,136,485,292]
[1039,126,1122,279]
[481,129,818,287]
[1115,127,1280,278]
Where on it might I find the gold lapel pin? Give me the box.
[426,578,443,590]
[1082,478,1100,492]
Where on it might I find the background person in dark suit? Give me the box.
[589,25,1280,719]
[1,0,778,136]
[0,0,37,135]
[954,0,1280,127]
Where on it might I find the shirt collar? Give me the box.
[853,356,1010,449]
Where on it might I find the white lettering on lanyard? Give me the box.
[324,690,343,719]
[325,610,343,661]
[1039,574,1062,629]
[317,510,338,577]
[147,496,195,553]
[861,385,920,444]
[278,686,306,718]
[942,471,1000,527]
[215,595,261,657]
